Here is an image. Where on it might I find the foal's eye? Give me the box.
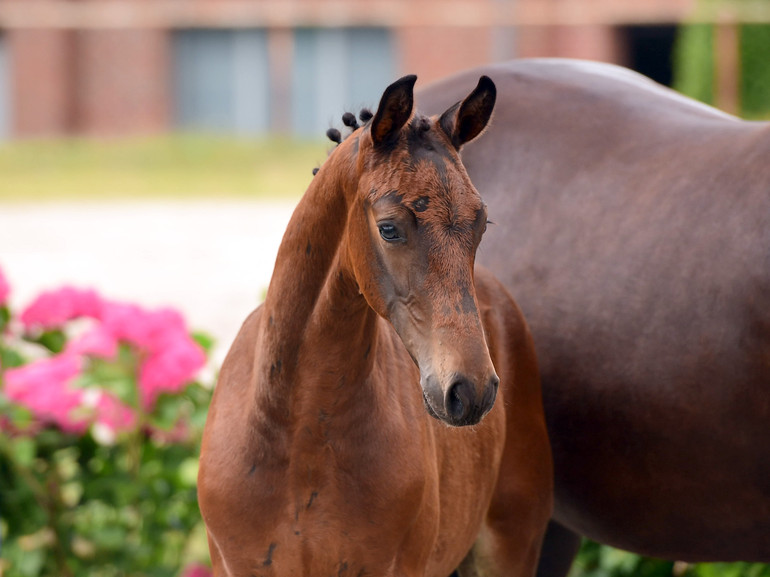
[378,223,402,242]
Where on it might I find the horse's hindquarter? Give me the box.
[420,59,770,560]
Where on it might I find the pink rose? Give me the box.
[180,563,212,577]
[100,303,187,352]
[66,325,119,359]
[4,353,88,433]
[0,266,10,307]
[4,354,137,436]
[100,301,205,409]
[21,286,104,330]
[13,288,206,419]
[138,336,206,409]
[94,392,136,433]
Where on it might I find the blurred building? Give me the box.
[0,0,695,139]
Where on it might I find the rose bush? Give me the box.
[0,265,213,577]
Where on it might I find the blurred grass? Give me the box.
[0,134,329,202]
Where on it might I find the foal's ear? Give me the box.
[371,75,417,147]
[439,75,496,150]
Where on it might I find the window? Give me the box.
[172,27,395,136]
[292,28,394,136]
[173,29,270,134]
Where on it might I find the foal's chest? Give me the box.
[245,448,437,577]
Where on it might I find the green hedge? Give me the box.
[571,540,770,577]
[739,24,770,117]
[673,22,770,118]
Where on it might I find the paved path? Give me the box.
[0,200,298,362]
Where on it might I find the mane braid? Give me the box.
[312,108,376,177]
[342,112,359,130]
[359,108,373,122]
[326,128,342,144]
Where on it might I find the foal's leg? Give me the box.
[455,523,542,577]
[456,519,580,577]
[461,275,553,577]
[455,484,552,577]
[462,365,552,574]
[455,398,553,575]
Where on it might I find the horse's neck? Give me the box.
[255,154,380,438]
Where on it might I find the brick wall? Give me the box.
[398,27,493,86]
[1,0,653,138]
[517,25,621,61]
[75,29,170,136]
[9,28,76,136]
[8,27,169,138]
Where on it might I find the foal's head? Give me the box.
[332,75,498,427]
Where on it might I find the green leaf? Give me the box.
[91,524,128,551]
[27,329,67,354]
[150,394,187,431]
[76,351,141,408]
[0,306,10,332]
[9,436,36,467]
[0,393,35,430]
[192,331,215,353]
[599,547,640,574]
[3,539,46,576]
[0,346,25,370]
[177,457,199,488]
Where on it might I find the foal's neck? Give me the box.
[258,145,377,418]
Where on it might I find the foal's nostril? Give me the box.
[444,374,499,425]
[482,374,500,413]
[446,378,474,422]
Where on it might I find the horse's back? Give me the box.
[419,58,770,561]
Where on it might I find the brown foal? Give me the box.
[198,75,553,577]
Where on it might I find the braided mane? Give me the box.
[312,108,374,176]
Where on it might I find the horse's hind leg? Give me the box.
[533,521,581,577]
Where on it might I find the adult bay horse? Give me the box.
[198,75,553,576]
[418,59,770,574]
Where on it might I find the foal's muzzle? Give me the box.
[422,372,499,427]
